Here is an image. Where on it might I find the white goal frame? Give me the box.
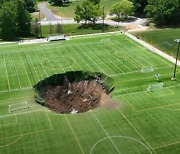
[9,101,29,114]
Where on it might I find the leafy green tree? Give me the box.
[24,0,36,13]
[131,0,147,16]
[145,0,180,25]
[74,0,103,24]
[0,2,17,40]
[16,0,31,36]
[110,0,134,21]
[49,0,69,6]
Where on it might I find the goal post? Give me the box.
[141,66,154,73]
[9,101,29,114]
[147,83,164,92]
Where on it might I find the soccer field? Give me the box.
[131,28,180,59]
[0,33,180,154]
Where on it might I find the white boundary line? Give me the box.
[18,52,32,87]
[91,111,120,153]
[124,32,180,66]
[10,52,21,89]
[3,53,10,90]
[90,136,152,154]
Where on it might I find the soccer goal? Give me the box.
[100,38,111,43]
[141,66,154,73]
[9,101,29,114]
[147,83,164,92]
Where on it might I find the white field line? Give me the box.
[41,50,57,74]
[24,51,40,82]
[88,44,121,74]
[114,41,150,68]
[90,136,152,154]
[76,45,110,74]
[0,109,44,118]
[34,50,49,77]
[127,38,171,66]
[91,111,121,153]
[0,87,32,93]
[124,32,180,66]
[64,47,85,71]
[68,46,94,72]
[92,43,128,73]
[50,49,66,73]
[86,46,117,75]
[3,53,10,90]
[97,43,132,72]
[114,84,180,97]
[69,31,121,39]
[19,52,32,87]
[10,52,21,89]
[109,43,140,70]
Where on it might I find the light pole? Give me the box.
[38,9,42,38]
[172,39,180,80]
[102,6,105,30]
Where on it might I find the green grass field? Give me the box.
[48,0,120,18]
[131,28,180,59]
[0,32,180,154]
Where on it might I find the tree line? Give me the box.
[0,0,35,40]
[74,0,180,26]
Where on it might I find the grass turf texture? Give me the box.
[0,32,180,154]
[41,24,120,37]
[131,28,180,60]
[47,0,120,18]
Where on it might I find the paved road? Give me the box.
[38,2,57,21]
[38,2,147,27]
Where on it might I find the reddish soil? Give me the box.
[45,79,109,114]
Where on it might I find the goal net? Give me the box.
[9,101,29,113]
[141,66,154,73]
[147,83,164,92]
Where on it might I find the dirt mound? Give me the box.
[45,79,109,114]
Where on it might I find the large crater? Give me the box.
[33,71,114,114]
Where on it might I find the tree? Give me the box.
[0,2,17,40]
[56,23,63,35]
[110,0,134,21]
[0,0,32,40]
[74,0,103,24]
[16,0,31,36]
[145,0,180,25]
[131,0,148,16]
[49,0,69,6]
[24,0,36,13]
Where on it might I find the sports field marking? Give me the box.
[76,45,108,74]
[90,136,152,154]
[22,51,40,82]
[0,110,53,142]
[120,94,180,113]
[113,41,149,68]
[0,87,32,93]
[108,43,140,70]
[92,44,126,73]
[68,46,95,72]
[10,52,21,89]
[0,135,22,148]
[116,108,156,154]
[0,115,17,126]
[65,115,85,154]
[145,89,174,98]
[88,43,121,74]
[91,111,120,153]
[153,140,180,150]
[2,53,10,90]
[18,52,32,87]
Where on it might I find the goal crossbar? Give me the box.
[9,101,29,113]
